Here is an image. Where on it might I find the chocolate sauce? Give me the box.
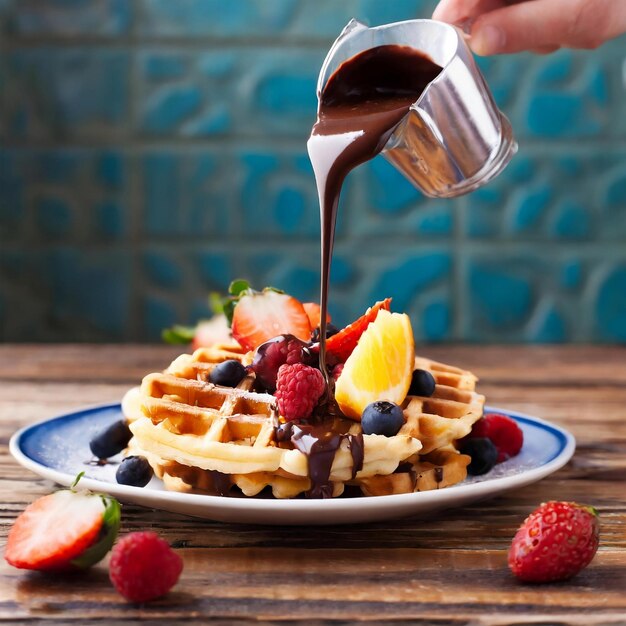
[275,419,364,498]
[434,465,444,485]
[308,45,442,389]
[207,470,232,496]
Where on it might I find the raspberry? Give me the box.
[109,532,183,602]
[468,413,523,463]
[275,363,326,421]
[251,334,315,392]
[509,501,599,583]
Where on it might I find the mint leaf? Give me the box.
[223,299,236,327]
[208,291,225,315]
[162,325,196,345]
[229,279,251,297]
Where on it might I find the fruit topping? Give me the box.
[458,437,498,475]
[310,322,339,342]
[331,362,344,381]
[302,302,330,330]
[89,419,133,460]
[334,309,415,419]
[467,413,524,463]
[190,314,232,350]
[231,286,312,351]
[209,359,247,387]
[5,482,120,571]
[361,401,404,437]
[275,363,326,422]
[109,531,183,602]
[251,334,316,392]
[325,298,391,363]
[408,368,436,397]
[508,501,599,583]
[116,456,154,488]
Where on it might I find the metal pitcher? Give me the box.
[316,19,517,198]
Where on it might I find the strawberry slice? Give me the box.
[302,302,331,330]
[5,487,120,571]
[232,289,312,351]
[325,298,391,363]
[191,314,233,350]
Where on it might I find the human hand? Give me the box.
[432,0,626,55]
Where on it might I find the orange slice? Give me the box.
[334,309,415,420]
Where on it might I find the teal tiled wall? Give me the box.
[1,0,626,343]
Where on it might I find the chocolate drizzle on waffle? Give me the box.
[275,418,364,498]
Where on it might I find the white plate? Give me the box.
[10,404,575,525]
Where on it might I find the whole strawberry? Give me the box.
[509,501,599,583]
[275,363,326,421]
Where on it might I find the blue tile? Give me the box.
[139,0,299,36]
[595,266,626,341]
[142,151,232,237]
[9,0,131,35]
[359,0,435,24]
[35,196,72,238]
[422,298,450,341]
[0,149,129,244]
[561,261,582,290]
[7,49,129,139]
[369,252,451,313]
[195,251,233,290]
[143,295,178,341]
[531,306,567,343]
[42,249,131,338]
[238,149,319,238]
[551,201,590,239]
[142,85,203,133]
[95,202,125,239]
[469,262,533,330]
[143,251,183,289]
[510,185,552,234]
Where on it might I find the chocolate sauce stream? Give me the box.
[308,45,442,389]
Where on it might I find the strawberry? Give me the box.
[509,501,599,583]
[325,298,391,363]
[232,288,311,351]
[191,314,233,350]
[5,484,120,571]
[302,302,331,331]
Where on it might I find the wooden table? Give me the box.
[1,345,625,625]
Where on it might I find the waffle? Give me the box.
[401,356,484,454]
[123,346,484,498]
[125,345,423,498]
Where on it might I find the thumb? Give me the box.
[469,0,626,55]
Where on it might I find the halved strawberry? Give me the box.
[5,487,120,571]
[302,302,331,331]
[191,314,233,350]
[325,298,392,363]
[232,289,312,351]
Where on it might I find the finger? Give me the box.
[432,0,504,24]
[530,45,561,54]
[469,0,626,55]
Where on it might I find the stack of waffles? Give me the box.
[122,344,485,499]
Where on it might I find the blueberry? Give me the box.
[409,369,436,397]
[361,401,405,437]
[116,456,153,487]
[310,323,339,342]
[89,419,132,460]
[458,437,498,475]
[209,360,247,387]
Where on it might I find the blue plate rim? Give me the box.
[9,403,577,512]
